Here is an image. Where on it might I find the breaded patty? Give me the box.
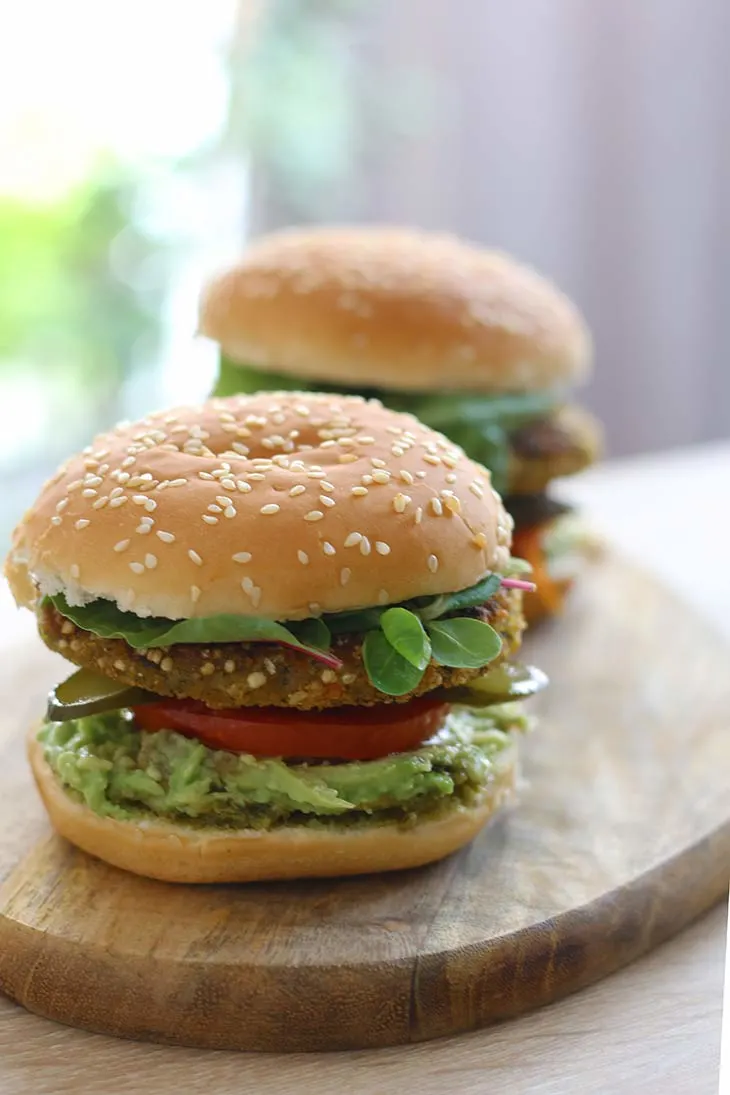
[39,588,524,711]
[507,404,601,494]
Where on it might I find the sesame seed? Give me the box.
[444,495,462,515]
[232,551,252,564]
[188,550,203,566]
[361,475,374,486]
[415,507,423,524]
[416,471,427,479]
[224,506,237,519]
[144,498,157,512]
[430,498,444,516]
[377,589,390,605]
[248,473,266,482]
[472,532,488,549]
[289,484,306,497]
[110,486,124,498]
[145,554,157,569]
[308,602,322,616]
[320,481,335,493]
[74,519,90,530]
[445,472,458,484]
[399,469,415,485]
[319,495,335,508]
[423,453,441,466]
[358,436,375,445]
[70,564,80,579]
[160,657,174,673]
[264,658,276,675]
[92,496,109,509]
[360,536,371,556]
[241,577,254,594]
[372,471,390,485]
[156,531,175,543]
[129,562,145,575]
[114,539,130,553]
[202,515,218,525]
[82,488,97,498]
[344,531,363,547]
[392,446,405,457]
[216,495,231,507]
[190,585,201,603]
[321,669,337,684]
[136,523,152,534]
[236,480,252,493]
[428,554,439,573]
[200,661,215,677]
[375,541,391,555]
[66,479,83,492]
[322,541,336,555]
[260,503,280,515]
[251,587,262,608]
[393,493,411,513]
[469,482,484,498]
[297,550,310,565]
[55,499,69,512]
[371,457,387,468]
[304,510,324,522]
[247,672,267,690]
[340,567,352,586]
[221,478,236,491]
[113,660,127,672]
[50,516,62,526]
[224,659,236,673]
[339,453,358,464]
[109,496,128,508]
[132,494,147,505]
[169,478,187,488]
[199,471,215,481]
[351,486,368,497]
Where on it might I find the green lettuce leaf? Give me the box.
[426,618,503,668]
[48,593,339,667]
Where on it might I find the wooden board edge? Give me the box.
[0,821,727,1052]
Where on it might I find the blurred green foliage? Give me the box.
[0,171,168,416]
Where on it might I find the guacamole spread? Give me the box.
[38,705,525,831]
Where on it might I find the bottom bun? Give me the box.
[28,726,517,883]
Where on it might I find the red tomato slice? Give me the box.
[132,696,450,761]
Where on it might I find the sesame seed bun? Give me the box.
[27,724,517,882]
[6,392,513,622]
[199,227,591,393]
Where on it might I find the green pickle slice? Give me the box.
[47,668,158,723]
[439,662,548,707]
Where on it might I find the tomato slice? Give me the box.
[512,524,569,619]
[132,696,450,761]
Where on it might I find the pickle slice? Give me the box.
[47,668,158,722]
[439,662,548,707]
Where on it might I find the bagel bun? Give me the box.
[199,226,591,393]
[6,391,513,623]
[27,724,517,882]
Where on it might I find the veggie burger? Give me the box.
[6,392,545,883]
[201,226,602,622]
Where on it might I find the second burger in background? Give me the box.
[199,227,602,622]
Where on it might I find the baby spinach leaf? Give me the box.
[379,608,431,670]
[361,631,426,696]
[426,618,502,669]
[49,594,340,666]
[415,573,503,621]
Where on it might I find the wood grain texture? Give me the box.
[0,551,728,1052]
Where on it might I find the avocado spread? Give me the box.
[39,705,526,831]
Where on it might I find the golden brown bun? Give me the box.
[6,392,513,622]
[28,727,517,883]
[199,227,591,393]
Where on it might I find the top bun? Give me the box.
[6,392,513,622]
[199,227,591,393]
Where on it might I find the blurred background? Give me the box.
[1,0,729,541]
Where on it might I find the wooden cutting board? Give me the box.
[0,552,727,1052]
